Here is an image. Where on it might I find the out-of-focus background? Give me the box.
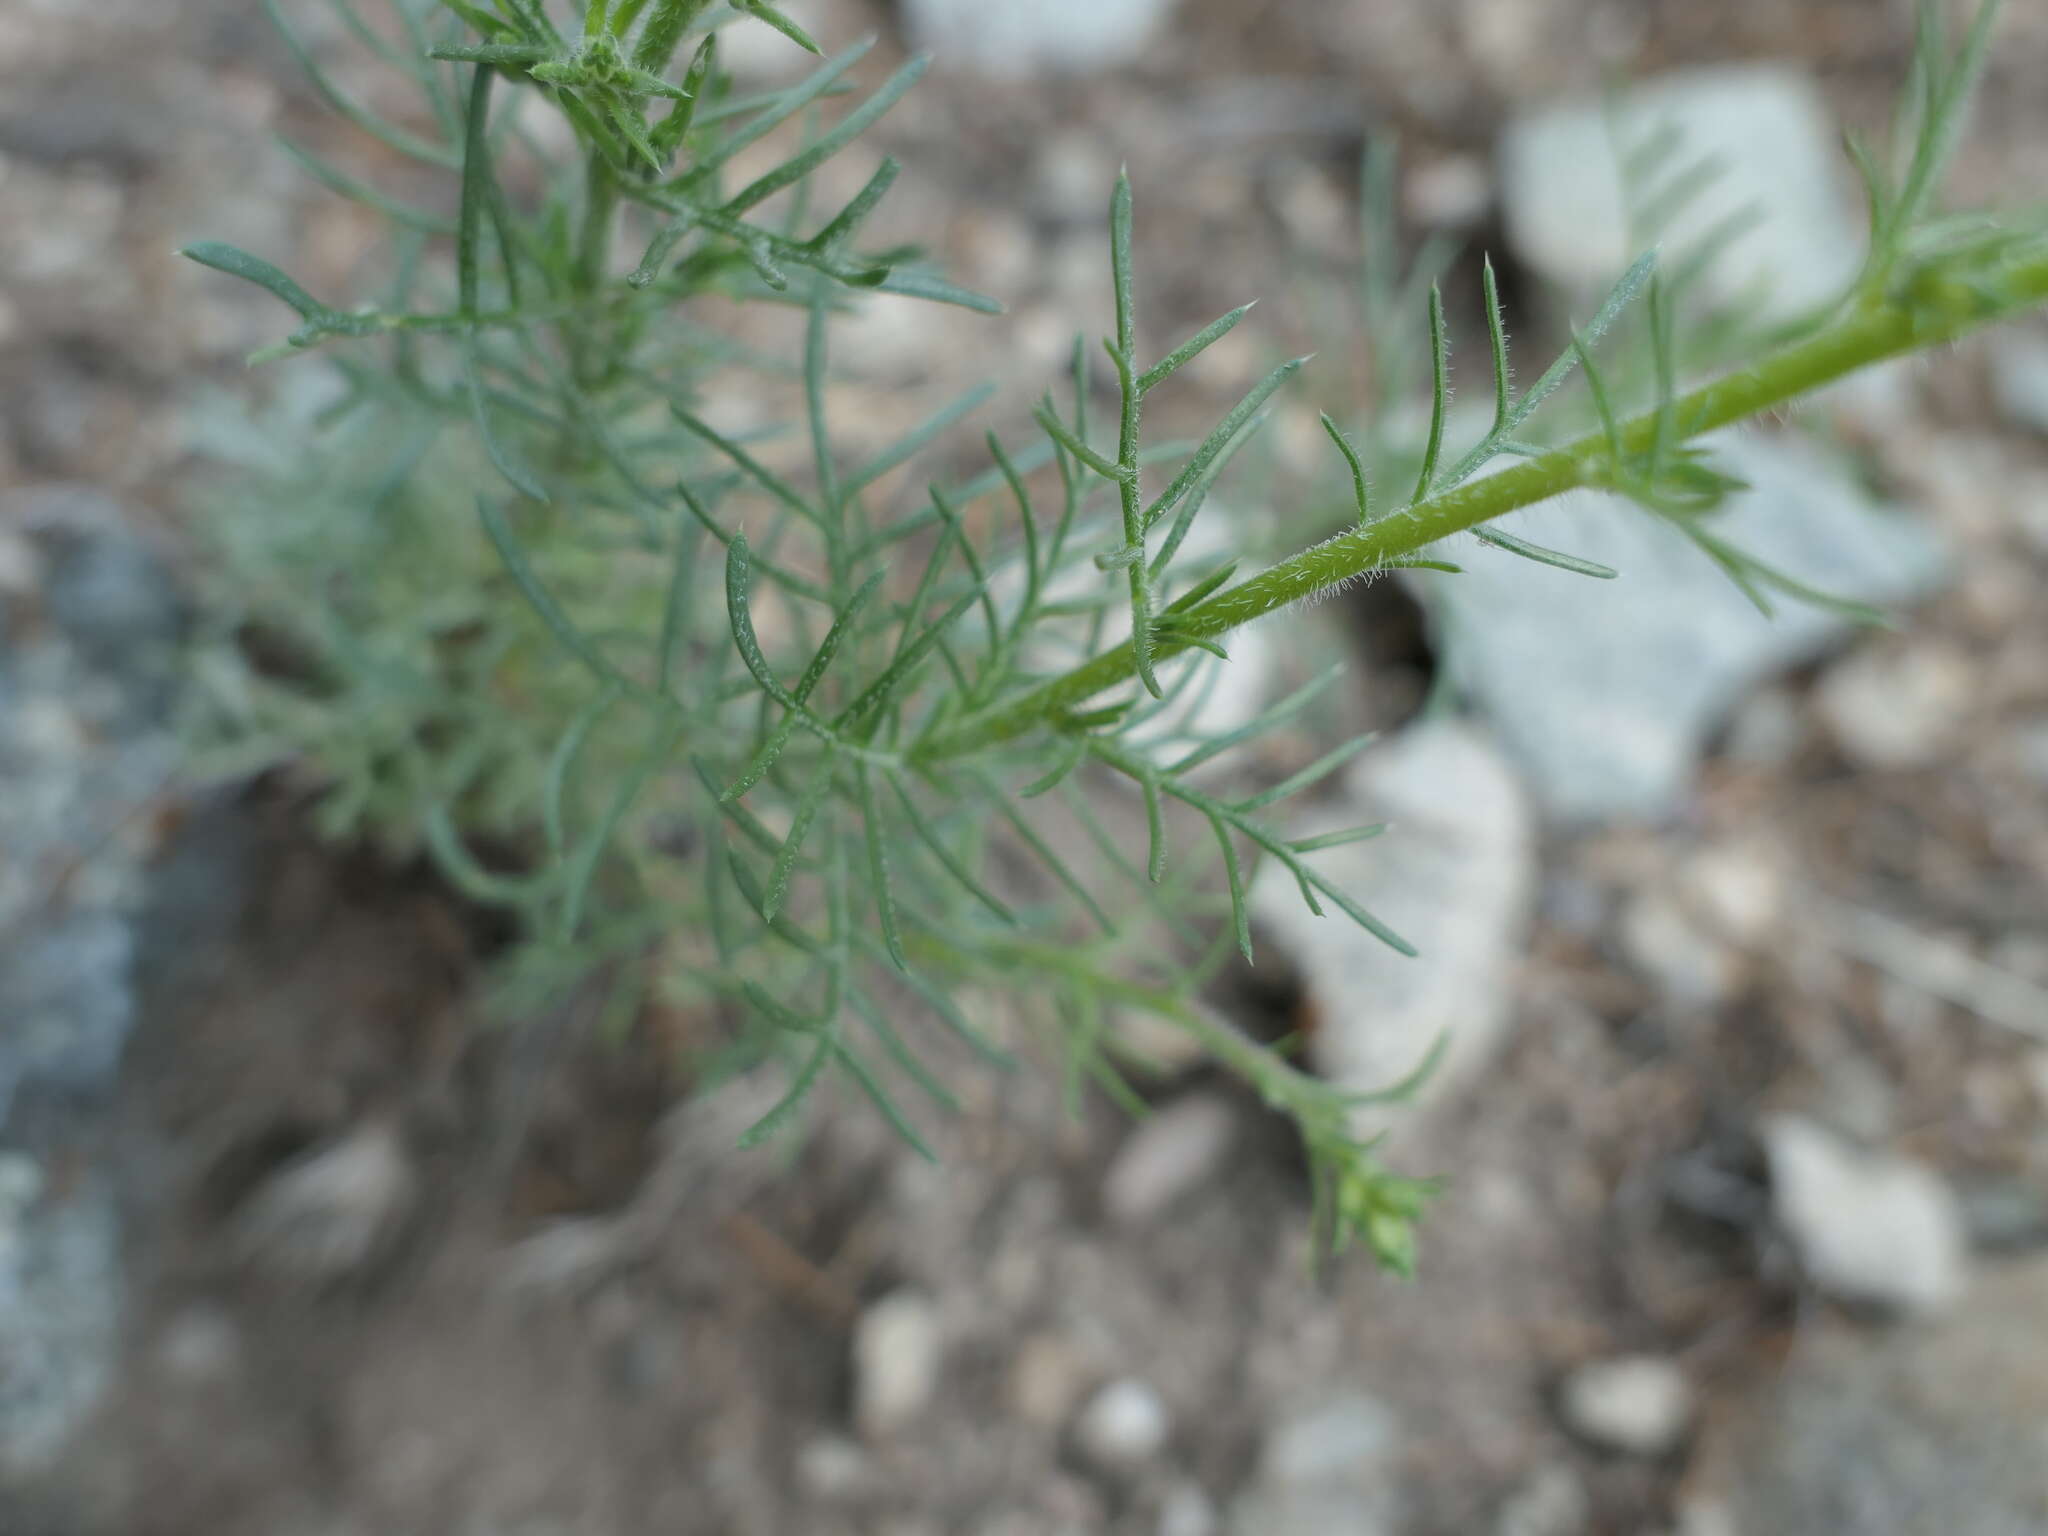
[5,1,2048,1532]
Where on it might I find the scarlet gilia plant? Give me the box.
[187,0,2045,1269]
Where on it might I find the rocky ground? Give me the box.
[4,1,2048,1533]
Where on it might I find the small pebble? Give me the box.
[1074,1378,1169,1467]
[233,1122,415,1280]
[1815,642,1974,773]
[853,1289,943,1437]
[1259,1391,1401,1487]
[1009,1331,1090,1428]
[796,1435,873,1502]
[1157,1480,1218,1536]
[1619,888,1739,1007]
[1764,1114,1967,1314]
[1102,1093,1237,1224]
[1559,1355,1694,1457]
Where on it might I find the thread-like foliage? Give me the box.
[188,0,2047,1272]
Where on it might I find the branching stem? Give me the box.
[914,261,2048,761]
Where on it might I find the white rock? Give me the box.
[1815,642,1975,773]
[1074,1378,1170,1466]
[900,0,1181,78]
[1252,721,1533,1142]
[1500,66,1858,323]
[1763,1115,1967,1314]
[1559,1355,1694,1456]
[1424,429,1947,820]
[1102,1093,1238,1224]
[853,1289,944,1436]
[233,1122,415,1280]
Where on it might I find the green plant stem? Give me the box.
[572,149,621,389]
[915,259,2048,762]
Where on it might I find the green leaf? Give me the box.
[1481,257,1511,434]
[264,0,459,168]
[889,776,1017,924]
[832,1038,937,1160]
[856,763,908,970]
[1234,732,1376,813]
[731,0,824,55]
[463,340,550,501]
[1320,412,1371,526]
[1139,301,1256,395]
[180,242,328,321]
[1207,812,1253,963]
[762,748,835,923]
[1410,284,1448,504]
[721,55,927,217]
[1511,250,1656,424]
[1472,527,1619,579]
[1141,355,1306,530]
[737,1032,834,1147]
[844,383,997,498]
[479,499,630,684]
[723,571,882,801]
[276,138,457,232]
[457,63,494,315]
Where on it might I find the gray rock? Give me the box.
[1102,1093,1238,1225]
[1252,721,1534,1142]
[1258,1391,1402,1487]
[1500,66,1859,324]
[900,0,1181,78]
[1231,1487,1398,1536]
[0,490,191,1471]
[1425,429,1947,821]
[1493,1464,1589,1536]
[853,1289,943,1437]
[1074,1377,1170,1467]
[0,1155,120,1476]
[1558,1355,1694,1456]
[795,1435,874,1503]
[1693,1256,2048,1535]
[1956,1177,2048,1254]
[1763,1115,1967,1314]
[1159,1481,1220,1536]
[1233,1392,1404,1536]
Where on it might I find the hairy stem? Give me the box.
[916,257,2048,762]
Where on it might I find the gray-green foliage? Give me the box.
[189,0,2046,1270]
